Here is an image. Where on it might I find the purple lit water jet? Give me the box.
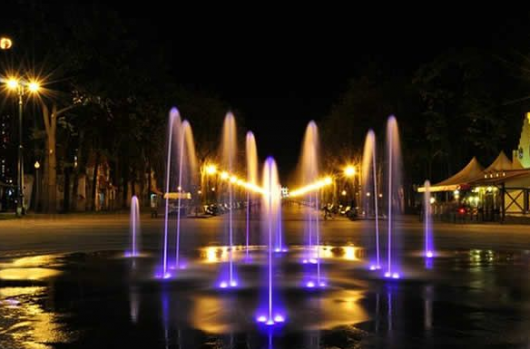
[362,130,381,270]
[423,180,434,259]
[385,116,402,279]
[256,157,285,325]
[299,121,325,285]
[219,112,238,287]
[175,120,197,271]
[162,109,180,277]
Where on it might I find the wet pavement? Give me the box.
[0,208,529,348]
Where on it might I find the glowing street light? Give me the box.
[344,165,356,177]
[34,161,41,212]
[28,81,40,93]
[289,176,334,197]
[2,76,43,216]
[205,164,217,175]
[0,37,13,50]
[7,78,18,89]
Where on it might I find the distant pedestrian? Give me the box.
[150,194,158,218]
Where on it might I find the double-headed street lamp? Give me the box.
[3,77,41,216]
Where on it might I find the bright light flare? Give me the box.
[344,165,356,177]
[28,81,40,93]
[6,78,18,90]
[274,315,285,322]
[216,167,269,195]
[289,176,334,197]
[0,37,13,50]
[205,164,217,175]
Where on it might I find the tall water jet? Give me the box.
[298,121,325,287]
[161,108,181,278]
[246,132,259,258]
[423,180,434,258]
[219,112,238,288]
[174,120,198,271]
[362,130,381,270]
[299,121,319,261]
[384,116,402,279]
[256,157,285,326]
[275,185,286,252]
[127,195,140,257]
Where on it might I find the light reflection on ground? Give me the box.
[0,245,528,348]
[0,286,74,349]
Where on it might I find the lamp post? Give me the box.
[3,77,41,216]
[344,164,362,213]
[205,164,217,205]
[34,161,40,212]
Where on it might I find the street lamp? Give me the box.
[0,36,13,50]
[343,165,358,209]
[34,161,40,212]
[344,165,356,178]
[205,164,217,175]
[4,76,41,216]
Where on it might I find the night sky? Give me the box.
[2,4,529,177]
[162,9,528,176]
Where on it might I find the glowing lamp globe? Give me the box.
[0,37,12,50]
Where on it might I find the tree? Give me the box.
[40,100,80,212]
[413,49,518,181]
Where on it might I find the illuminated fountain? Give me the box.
[275,187,286,252]
[219,112,238,288]
[423,180,434,259]
[246,132,259,259]
[161,108,181,278]
[256,157,285,326]
[362,130,381,270]
[298,121,325,287]
[126,195,140,257]
[159,108,197,279]
[384,116,402,279]
[174,120,198,271]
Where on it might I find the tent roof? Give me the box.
[470,169,530,185]
[418,157,484,192]
[484,151,513,172]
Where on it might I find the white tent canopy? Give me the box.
[484,151,518,173]
[418,157,484,192]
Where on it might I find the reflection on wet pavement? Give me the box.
[0,246,528,348]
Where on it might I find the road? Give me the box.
[1,205,529,258]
